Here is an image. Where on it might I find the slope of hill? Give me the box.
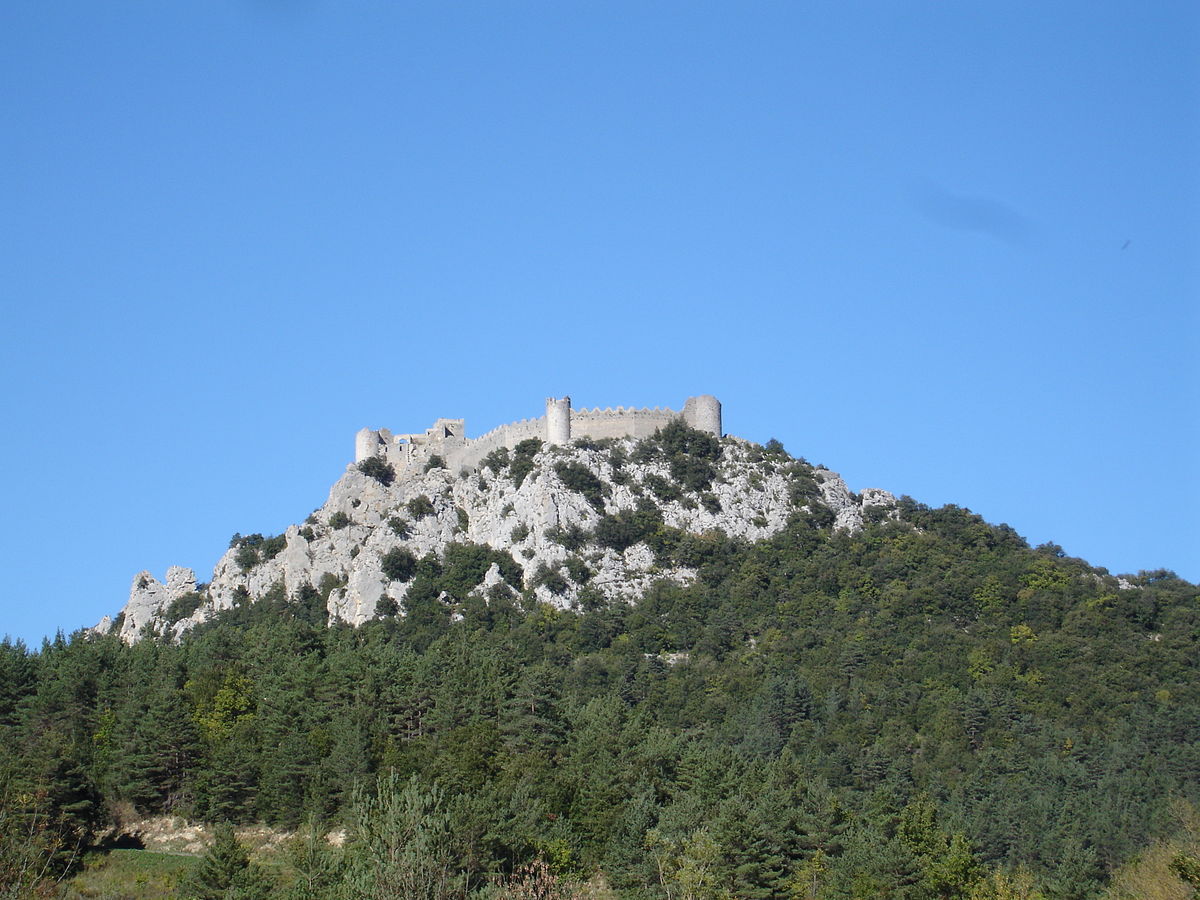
[104,425,891,642]
[3,422,1197,898]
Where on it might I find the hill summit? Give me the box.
[102,395,895,643]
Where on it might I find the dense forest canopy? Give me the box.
[2,429,1198,898]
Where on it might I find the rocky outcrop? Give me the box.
[106,435,895,643]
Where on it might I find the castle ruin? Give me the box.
[354,395,722,478]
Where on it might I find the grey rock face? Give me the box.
[108,437,893,642]
[117,566,198,642]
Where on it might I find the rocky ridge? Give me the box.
[108,431,896,643]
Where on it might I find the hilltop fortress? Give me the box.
[354,395,722,478]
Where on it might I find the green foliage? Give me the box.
[510,522,530,543]
[594,499,663,552]
[388,517,411,538]
[5,484,1200,898]
[510,439,543,488]
[481,446,511,473]
[281,822,343,899]
[546,524,587,552]
[564,556,593,585]
[425,455,446,473]
[633,420,722,493]
[328,512,352,530]
[341,774,456,899]
[164,591,205,625]
[439,542,522,600]
[456,506,470,532]
[1171,852,1200,893]
[64,849,198,899]
[229,531,284,567]
[381,547,418,582]
[0,780,78,895]
[357,457,396,486]
[532,563,569,595]
[181,823,272,899]
[407,495,435,520]
[230,533,266,571]
[553,461,606,511]
[644,473,683,503]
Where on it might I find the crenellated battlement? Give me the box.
[354,394,722,478]
[572,406,677,416]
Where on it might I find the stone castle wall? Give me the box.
[571,407,680,440]
[354,395,722,478]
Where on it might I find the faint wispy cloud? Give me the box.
[911,180,1033,246]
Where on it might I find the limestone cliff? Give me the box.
[107,434,895,643]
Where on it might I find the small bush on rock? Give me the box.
[382,547,418,582]
[407,495,435,520]
[554,461,605,511]
[357,457,396,486]
[511,439,543,488]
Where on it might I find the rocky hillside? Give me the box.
[102,425,895,643]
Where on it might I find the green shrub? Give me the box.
[235,545,260,571]
[632,421,721,492]
[481,447,510,473]
[260,534,286,561]
[510,522,530,543]
[532,563,569,595]
[456,507,470,532]
[407,495,435,519]
[424,455,446,472]
[440,543,523,600]
[230,533,265,570]
[181,824,271,899]
[644,473,683,503]
[565,556,593,585]
[700,493,721,513]
[318,572,347,602]
[669,455,717,492]
[802,503,836,530]
[656,419,720,460]
[388,517,411,538]
[571,436,615,452]
[510,439,543,488]
[554,461,605,511]
[382,547,418,582]
[163,592,205,625]
[594,501,663,552]
[229,532,262,549]
[357,457,396,486]
[788,465,821,506]
[547,524,588,551]
[329,511,352,530]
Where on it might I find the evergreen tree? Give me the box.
[182,823,272,900]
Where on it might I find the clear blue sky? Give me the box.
[2,2,1196,645]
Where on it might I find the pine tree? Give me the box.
[182,823,272,899]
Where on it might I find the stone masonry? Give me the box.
[354,395,722,479]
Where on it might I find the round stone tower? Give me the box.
[683,395,722,437]
[355,427,380,464]
[546,396,571,445]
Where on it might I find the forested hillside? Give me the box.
[2,430,1198,898]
